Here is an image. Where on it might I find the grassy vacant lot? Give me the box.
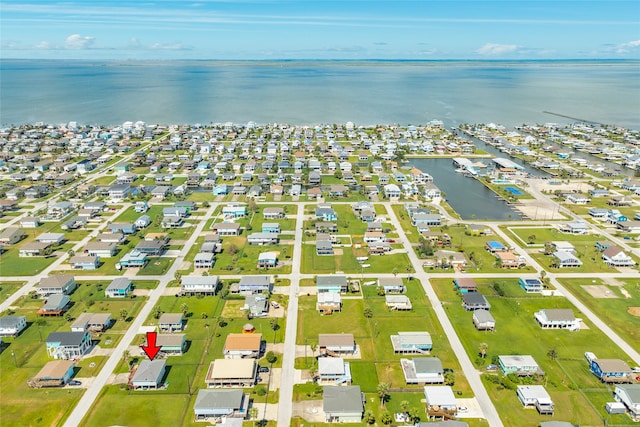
[297,279,472,397]
[559,278,640,352]
[431,278,635,427]
[0,249,59,276]
[0,281,25,300]
[300,243,413,275]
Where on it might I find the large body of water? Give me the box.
[1,59,639,128]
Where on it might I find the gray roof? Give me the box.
[541,309,575,321]
[107,278,131,291]
[316,276,347,287]
[42,294,70,310]
[616,384,640,404]
[238,275,271,287]
[323,385,363,413]
[462,292,489,306]
[194,389,244,411]
[181,275,219,286]
[132,359,166,383]
[0,315,26,328]
[46,331,87,346]
[414,357,443,374]
[473,309,495,323]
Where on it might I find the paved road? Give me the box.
[61,203,218,427]
[0,205,129,313]
[384,202,505,427]
[276,203,305,427]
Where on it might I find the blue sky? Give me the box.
[1,1,639,59]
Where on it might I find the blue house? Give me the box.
[390,331,432,354]
[315,206,338,221]
[519,277,543,293]
[590,359,633,383]
[262,223,281,234]
[222,204,247,218]
[453,278,477,293]
[212,184,228,195]
[105,278,133,298]
[119,250,148,268]
[108,223,137,235]
[316,276,348,293]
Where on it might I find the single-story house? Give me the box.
[517,385,555,415]
[316,238,334,256]
[237,276,271,294]
[390,331,432,354]
[71,313,112,332]
[453,278,477,293]
[156,333,187,355]
[84,241,118,258]
[385,295,412,311]
[29,360,75,388]
[36,232,65,245]
[614,384,640,421]
[318,357,351,384]
[317,292,342,314]
[46,331,92,359]
[211,222,241,236]
[461,292,490,311]
[0,315,27,336]
[193,389,249,420]
[473,309,496,331]
[223,333,262,359]
[498,355,544,376]
[317,276,348,294]
[205,358,257,388]
[602,246,635,267]
[0,227,26,244]
[105,278,133,298]
[247,232,279,245]
[590,359,633,383]
[19,241,52,257]
[263,207,285,219]
[37,294,71,316]
[319,333,356,356]
[69,255,101,270]
[323,385,364,423]
[181,275,219,295]
[424,386,457,417]
[158,313,183,333]
[401,357,444,384]
[534,309,581,330]
[131,359,166,390]
[36,275,76,297]
[378,277,405,294]
[552,251,582,268]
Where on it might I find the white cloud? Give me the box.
[617,39,640,53]
[149,42,191,51]
[475,43,518,56]
[35,41,56,49]
[65,34,95,49]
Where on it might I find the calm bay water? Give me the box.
[1,60,639,128]
[407,158,524,220]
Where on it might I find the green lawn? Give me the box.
[138,257,175,276]
[559,278,640,352]
[430,277,635,427]
[0,250,59,276]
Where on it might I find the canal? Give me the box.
[407,158,524,220]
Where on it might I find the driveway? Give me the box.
[291,400,325,423]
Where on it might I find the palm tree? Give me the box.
[479,342,488,359]
[400,400,410,421]
[377,382,390,407]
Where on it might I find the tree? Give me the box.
[64,312,73,322]
[479,342,488,359]
[377,382,390,407]
[408,407,422,423]
[444,370,455,386]
[228,244,239,255]
[180,303,189,315]
[363,410,376,425]
[392,267,399,277]
[266,351,277,364]
[270,318,279,331]
[400,400,410,418]
[119,308,128,321]
[123,350,130,366]
[153,307,162,319]
[363,307,373,318]
[248,407,259,423]
[527,234,536,244]
[547,347,558,361]
[380,410,393,425]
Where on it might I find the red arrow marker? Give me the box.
[140,331,162,360]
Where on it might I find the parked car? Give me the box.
[69,380,82,386]
[632,366,640,373]
[457,406,468,413]
[271,301,280,309]
[485,364,498,371]
[258,366,270,373]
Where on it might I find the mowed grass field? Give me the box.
[431,278,636,427]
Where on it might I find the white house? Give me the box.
[517,385,555,415]
[0,315,27,336]
[534,309,581,331]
